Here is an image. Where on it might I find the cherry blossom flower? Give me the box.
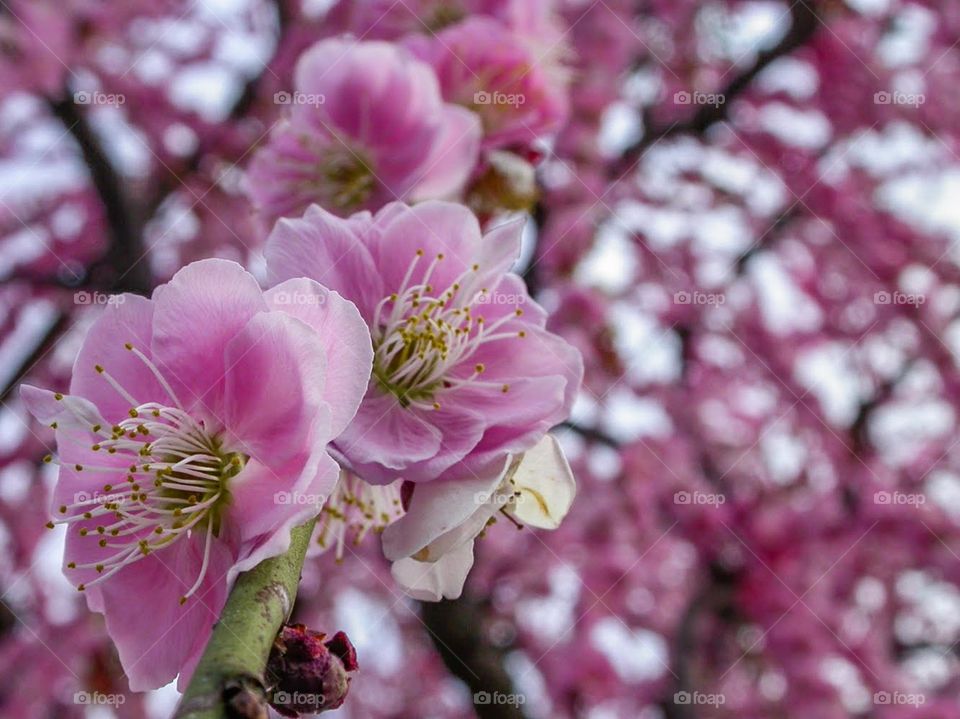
[20,259,372,691]
[247,38,481,225]
[404,16,569,149]
[382,435,576,600]
[265,200,583,486]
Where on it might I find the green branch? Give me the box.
[174,519,317,719]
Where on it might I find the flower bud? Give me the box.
[267,624,358,716]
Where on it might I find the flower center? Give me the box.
[315,473,403,561]
[48,345,247,604]
[321,147,375,211]
[370,249,524,409]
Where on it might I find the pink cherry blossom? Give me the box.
[20,259,372,691]
[404,16,569,150]
[265,200,582,486]
[246,38,481,225]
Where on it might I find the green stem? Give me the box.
[174,519,317,719]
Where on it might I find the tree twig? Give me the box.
[175,520,317,719]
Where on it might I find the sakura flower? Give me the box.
[20,259,372,691]
[404,16,569,149]
[265,200,583,486]
[382,435,576,600]
[247,38,481,225]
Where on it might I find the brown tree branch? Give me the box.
[420,595,526,719]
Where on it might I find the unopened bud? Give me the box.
[267,624,358,716]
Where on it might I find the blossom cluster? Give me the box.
[19,8,581,694]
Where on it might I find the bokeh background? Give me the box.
[2,0,960,717]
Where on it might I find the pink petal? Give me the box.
[265,278,373,438]
[265,208,383,320]
[411,105,482,201]
[99,537,232,691]
[152,259,267,417]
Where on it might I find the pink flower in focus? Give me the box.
[247,39,481,224]
[265,201,583,486]
[404,17,569,149]
[383,435,576,600]
[21,259,372,691]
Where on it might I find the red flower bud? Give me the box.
[267,624,358,716]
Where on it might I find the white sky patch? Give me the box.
[589,617,669,684]
[845,0,891,16]
[697,1,791,67]
[757,103,832,149]
[170,63,246,121]
[760,430,807,484]
[146,682,182,719]
[872,399,955,466]
[334,589,402,674]
[575,221,637,293]
[516,565,581,641]
[0,301,60,391]
[609,301,683,385]
[598,101,642,158]
[879,168,960,247]
[756,56,820,99]
[794,342,866,426]
[749,254,824,334]
[601,388,673,443]
[877,4,936,67]
[504,652,552,719]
